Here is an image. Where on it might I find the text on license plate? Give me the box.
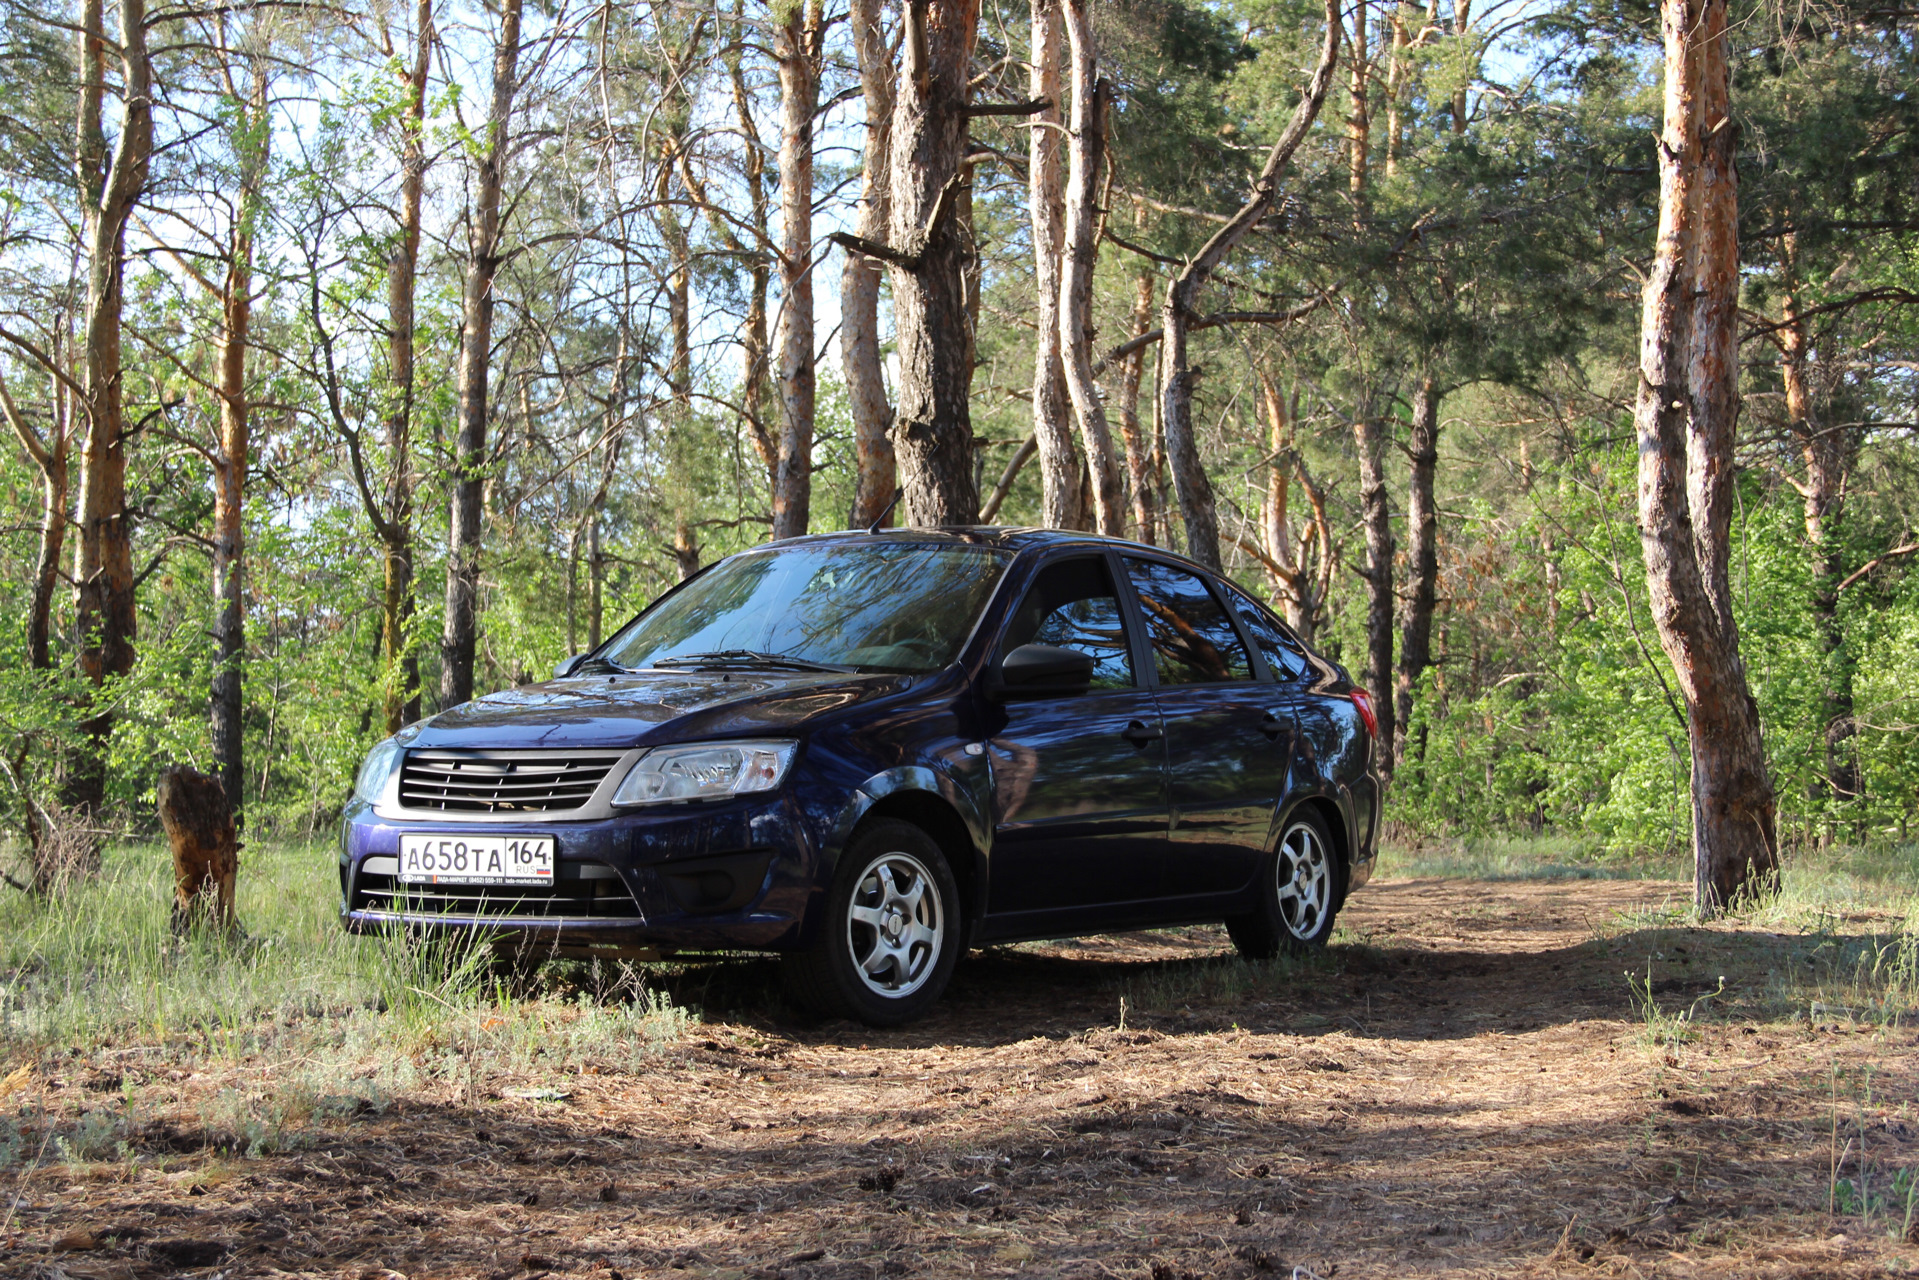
[398,834,554,885]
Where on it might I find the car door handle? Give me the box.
[1121,720,1163,747]
[1261,711,1287,741]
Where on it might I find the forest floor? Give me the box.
[6,870,1919,1279]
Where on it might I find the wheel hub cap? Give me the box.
[846,852,945,999]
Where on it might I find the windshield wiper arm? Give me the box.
[651,650,855,673]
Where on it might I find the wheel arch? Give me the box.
[1278,792,1354,910]
[819,767,988,944]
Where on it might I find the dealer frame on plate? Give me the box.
[398,834,555,886]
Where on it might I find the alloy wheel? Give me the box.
[845,851,945,998]
[1275,821,1332,941]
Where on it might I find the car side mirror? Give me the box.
[991,643,1095,700]
[553,652,589,679]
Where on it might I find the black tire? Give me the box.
[782,818,962,1027]
[1226,807,1343,960]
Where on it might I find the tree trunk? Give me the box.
[1779,234,1855,808]
[1347,0,1369,224]
[70,0,154,820]
[1394,370,1439,770]
[886,0,984,527]
[772,0,823,541]
[844,0,897,529]
[1356,408,1396,773]
[210,59,269,817]
[0,370,68,672]
[157,765,240,934]
[1027,0,1080,530]
[1159,0,1341,571]
[1057,0,1124,537]
[1450,0,1470,133]
[441,0,522,710]
[1115,269,1156,542]
[728,43,777,484]
[1634,0,1778,914]
[586,511,605,649]
[1383,3,1408,177]
[381,0,432,733]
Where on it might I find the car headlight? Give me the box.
[612,740,797,806]
[353,737,404,804]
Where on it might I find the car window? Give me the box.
[999,557,1136,691]
[1220,583,1311,680]
[601,542,1011,674]
[1123,558,1254,685]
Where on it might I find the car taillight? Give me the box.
[1350,688,1378,739]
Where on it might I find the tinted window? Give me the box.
[1000,557,1135,691]
[1220,584,1311,680]
[1123,558,1253,685]
[602,542,1011,674]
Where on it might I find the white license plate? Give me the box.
[398,834,555,886]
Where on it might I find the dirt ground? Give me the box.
[12,876,1919,1279]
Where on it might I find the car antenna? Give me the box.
[866,488,904,535]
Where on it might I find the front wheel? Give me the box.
[1227,809,1343,960]
[782,819,962,1026]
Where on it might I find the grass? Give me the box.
[1377,833,1684,881]
[0,839,692,1167]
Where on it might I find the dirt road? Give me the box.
[17,877,1919,1278]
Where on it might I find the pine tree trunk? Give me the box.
[70,0,153,821]
[1057,0,1124,537]
[1394,370,1439,770]
[1115,269,1156,542]
[0,372,67,672]
[1357,410,1396,773]
[887,0,984,527]
[1383,4,1408,177]
[1160,0,1341,571]
[1028,0,1080,530]
[381,0,431,732]
[1634,0,1778,914]
[1347,0,1369,224]
[772,0,822,541]
[157,765,240,934]
[441,0,521,709]
[844,0,897,528]
[729,44,777,484]
[1450,0,1470,133]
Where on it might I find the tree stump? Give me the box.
[156,765,241,934]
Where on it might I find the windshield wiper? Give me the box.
[650,650,856,673]
[570,656,631,675]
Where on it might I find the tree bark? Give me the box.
[1115,269,1156,542]
[1249,371,1332,642]
[380,0,432,732]
[844,0,897,529]
[210,58,269,817]
[1634,0,1778,914]
[1057,0,1124,537]
[70,0,154,819]
[1383,3,1408,177]
[772,0,823,541]
[1347,0,1370,225]
[1159,0,1341,570]
[728,42,777,484]
[1027,0,1080,530]
[0,368,68,672]
[1356,407,1396,773]
[157,765,239,934]
[885,0,984,527]
[441,0,522,710]
[1394,370,1439,770]
[1450,0,1470,134]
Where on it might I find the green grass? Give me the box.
[0,839,692,1166]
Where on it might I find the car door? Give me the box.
[984,554,1170,916]
[1121,557,1284,900]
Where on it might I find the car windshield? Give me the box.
[599,541,1013,675]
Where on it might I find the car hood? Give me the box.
[410,668,917,751]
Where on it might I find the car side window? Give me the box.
[1220,583,1311,680]
[1123,558,1254,685]
[1000,557,1136,691]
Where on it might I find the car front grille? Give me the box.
[399,749,625,813]
[354,865,642,920]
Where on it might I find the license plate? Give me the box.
[398,834,555,886]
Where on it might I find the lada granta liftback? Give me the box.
[341,529,1383,1026]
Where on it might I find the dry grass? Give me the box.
[3,869,1918,1278]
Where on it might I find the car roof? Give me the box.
[766,526,1207,562]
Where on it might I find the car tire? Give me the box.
[1226,807,1343,960]
[782,819,962,1027]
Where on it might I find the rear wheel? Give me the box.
[783,819,961,1026]
[1227,809,1343,960]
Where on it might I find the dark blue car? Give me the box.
[341,529,1382,1025]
